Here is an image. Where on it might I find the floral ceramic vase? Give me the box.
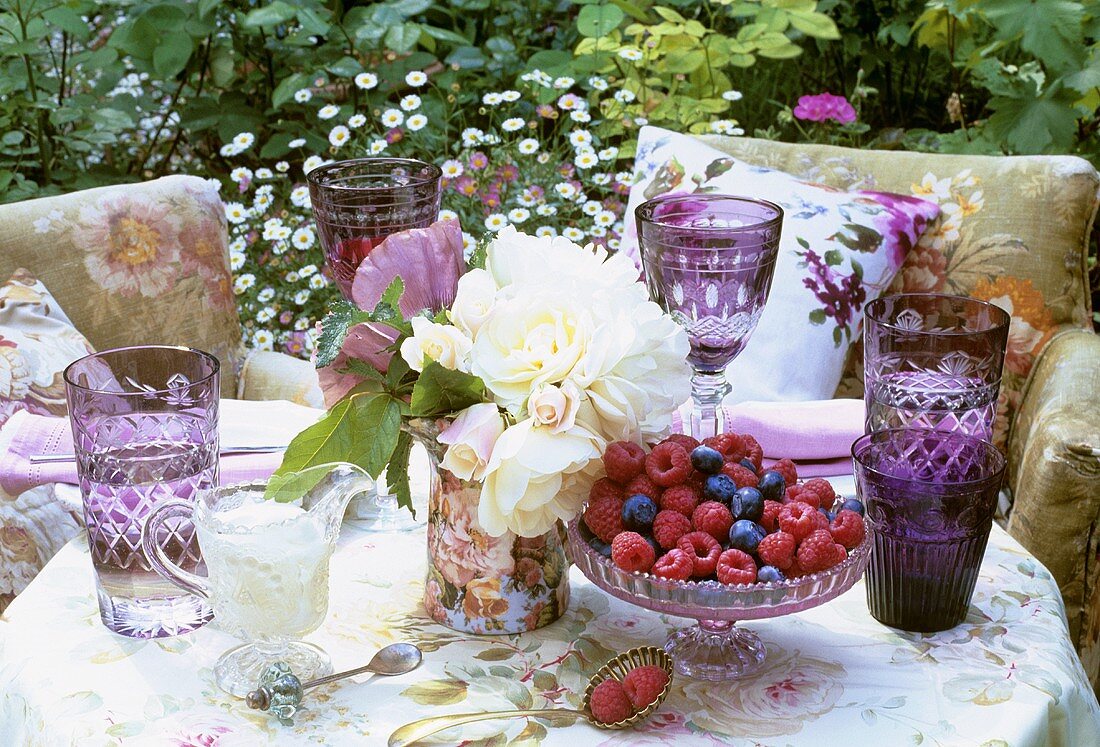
[409,419,569,634]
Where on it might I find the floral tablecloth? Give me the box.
[2,477,1099,747]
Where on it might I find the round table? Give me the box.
[2,478,1099,746]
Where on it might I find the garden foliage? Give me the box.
[1,0,1097,352]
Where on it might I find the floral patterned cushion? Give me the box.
[696,135,1099,449]
[0,176,244,398]
[621,126,939,403]
[0,271,88,611]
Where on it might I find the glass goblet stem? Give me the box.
[690,369,731,440]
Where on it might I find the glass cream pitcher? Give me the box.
[142,466,371,696]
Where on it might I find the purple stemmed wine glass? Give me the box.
[636,195,783,439]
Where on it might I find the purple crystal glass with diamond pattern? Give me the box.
[636,195,783,439]
[853,428,1006,632]
[864,294,1010,441]
[64,346,218,638]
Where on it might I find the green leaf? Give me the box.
[264,462,370,502]
[445,45,487,69]
[326,56,363,78]
[387,428,414,513]
[385,22,422,52]
[824,249,843,266]
[421,25,470,45]
[153,31,193,78]
[577,4,625,37]
[275,393,403,480]
[243,1,298,28]
[314,299,368,368]
[43,6,91,36]
[296,6,331,35]
[809,308,827,325]
[984,0,1085,73]
[409,362,487,417]
[985,91,1079,153]
[787,10,840,40]
[198,0,222,18]
[272,71,312,109]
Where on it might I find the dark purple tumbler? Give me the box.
[852,428,1006,632]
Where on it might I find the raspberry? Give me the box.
[702,433,747,463]
[720,462,759,489]
[786,483,818,509]
[589,678,634,724]
[757,530,797,570]
[625,473,662,502]
[796,529,847,573]
[742,434,764,471]
[622,665,669,709]
[603,441,647,485]
[786,557,808,578]
[691,501,733,542]
[801,478,836,510]
[760,500,783,532]
[811,509,831,532]
[651,548,694,581]
[830,509,866,549]
[770,458,798,486]
[589,477,624,505]
[716,549,757,585]
[778,501,818,542]
[653,510,692,549]
[584,493,624,543]
[645,442,693,488]
[659,485,699,517]
[677,531,722,578]
[662,433,700,452]
[611,531,656,573]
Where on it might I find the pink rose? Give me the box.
[438,403,505,481]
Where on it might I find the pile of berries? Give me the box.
[588,665,670,724]
[583,433,866,586]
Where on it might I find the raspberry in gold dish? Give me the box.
[567,511,872,681]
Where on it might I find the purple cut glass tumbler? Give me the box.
[636,195,783,439]
[64,346,219,638]
[852,428,1006,632]
[307,157,443,300]
[864,294,1010,441]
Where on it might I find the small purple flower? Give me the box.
[454,175,477,196]
[278,310,294,325]
[793,93,857,124]
[800,248,866,338]
[497,163,519,183]
[384,127,404,144]
[468,151,489,170]
[536,103,556,119]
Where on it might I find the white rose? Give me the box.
[437,403,506,481]
[399,316,472,373]
[527,381,581,434]
[447,269,498,338]
[478,418,605,537]
[470,291,592,413]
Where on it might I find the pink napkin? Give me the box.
[0,399,325,496]
[674,399,864,478]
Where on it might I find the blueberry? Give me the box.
[840,498,865,516]
[819,507,836,523]
[757,470,786,502]
[727,520,766,555]
[622,494,658,532]
[739,458,758,474]
[730,487,764,523]
[644,534,662,559]
[704,474,738,505]
[757,565,786,583]
[690,445,724,475]
[591,539,612,558]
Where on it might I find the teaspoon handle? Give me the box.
[301,663,378,690]
[388,708,586,747]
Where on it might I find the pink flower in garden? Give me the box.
[385,127,404,144]
[527,184,544,201]
[793,92,857,124]
[279,310,294,325]
[454,175,477,196]
[536,103,557,119]
[468,151,489,170]
[283,331,308,356]
[497,163,519,183]
[481,188,501,209]
[557,93,583,110]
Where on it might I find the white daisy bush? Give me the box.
[218,40,747,359]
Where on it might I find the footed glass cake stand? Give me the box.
[567,518,871,681]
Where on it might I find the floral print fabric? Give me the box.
[0,176,245,398]
[0,270,91,611]
[1,499,1098,745]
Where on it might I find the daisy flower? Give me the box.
[501,90,520,102]
[482,92,503,106]
[380,109,404,127]
[570,110,591,123]
[535,226,557,238]
[299,264,318,277]
[722,90,744,101]
[255,167,273,179]
[562,226,585,241]
[582,200,602,216]
[590,225,607,238]
[329,125,351,147]
[233,132,255,150]
[355,72,378,90]
[252,329,274,350]
[370,139,387,154]
[309,275,326,290]
[294,289,311,305]
[257,287,276,303]
[294,317,311,330]
[440,209,459,222]
[614,89,636,103]
[257,307,275,323]
[275,161,290,172]
[285,271,299,283]
[292,227,315,249]
[518,138,539,155]
[406,114,427,131]
[569,130,592,147]
[710,119,743,135]
[229,237,247,252]
[461,127,484,146]
[592,172,611,185]
[484,213,508,232]
[318,104,340,120]
[594,209,616,227]
[553,76,575,89]
[405,70,428,86]
[224,202,248,224]
[618,48,643,61]
[290,186,310,208]
[575,150,599,169]
[535,204,557,216]
[634,116,649,126]
[508,207,530,223]
[219,143,242,157]
[294,89,312,103]
[288,138,307,148]
[234,273,256,293]
[588,76,608,91]
[303,155,324,173]
[554,182,577,199]
[400,94,421,111]
[253,193,272,210]
[441,159,464,178]
[348,114,367,128]
[501,117,525,132]
[598,147,618,161]
[230,167,253,183]
[229,251,245,271]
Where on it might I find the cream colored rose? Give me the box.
[447,269,498,338]
[478,418,605,537]
[470,292,592,413]
[399,316,472,372]
[437,403,506,481]
[527,381,581,434]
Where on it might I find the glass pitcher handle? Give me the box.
[140,499,209,600]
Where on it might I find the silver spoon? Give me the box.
[246,642,423,722]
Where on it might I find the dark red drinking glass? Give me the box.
[307,158,443,299]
